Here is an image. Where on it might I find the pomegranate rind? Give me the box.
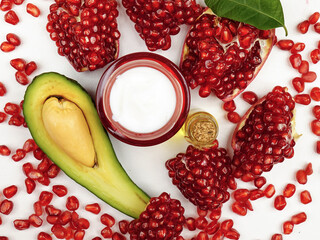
[180,8,276,102]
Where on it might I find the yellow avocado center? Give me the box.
[42,97,95,167]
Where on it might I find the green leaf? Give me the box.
[205,0,287,35]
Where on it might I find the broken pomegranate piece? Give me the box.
[46,0,120,71]
[180,9,275,101]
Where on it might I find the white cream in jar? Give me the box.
[109,66,177,133]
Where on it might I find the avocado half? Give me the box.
[23,72,150,218]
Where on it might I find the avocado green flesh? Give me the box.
[23,72,150,218]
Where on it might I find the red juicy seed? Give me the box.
[300,190,312,204]
[64,226,74,239]
[225,228,240,240]
[289,54,302,69]
[220,219,233,232]
[249,189,264,201]
[196,231,209,240]
[47,164,60,178]
[4,102,20,115]
[59,211,72,225]
[271,233,283,240]
[4,10,19,25]
[13,0,24,5]
[310,49,320,64]
[254,176,266,188]
[276,39,294,50]
[0,237,8,240]
[12,149,26,161]
[311,120,320,136]
[264,184,276,198]
[211,230,224,240]
[0,145,11,156]
[28,169,44,180]
[231,201,247,216]
[101,213,115,227]
[274,195,287,210]
[39,191,53,206]
[26,3,40,17]
[209,207,221,221]
[291,212,307,225]
[315,22,320,33]
[195,216,208,230]
[309,12,320,24]
[0,199,13,214]
[197,207,208,217]
[0,0,12,11]
[47,215,59,225]
[118,220,129,234]
[290,42,305,54]
[310,87,320,101]
[317,141,320,154]
[15,71,29,85]
[38,175,50,186]
[298,20,310,34]
[14,219,30,230]
[228,177,237,190]
[25,178,36,194]
[233,189,250,202]
[3,185,18,198]
[298,60,309,74]
[296,170,307,184]
[66,196,79,211]
[37,232,52,240]
[23,139,37,152]
[8,114,25,127]
[33,147,45,160]
[0,112,7,123]
[0,42,15,52]
[101,226,113,238]
[242,91,258,104]
[51,224,67,239]
[6,33,20,46]
[77,218,90,229]
[52,185,68,197]
[112,232,126,240]
[74,230,85,240]
[205,221,220,235]
[302,71,317,82]
[294,94,311,105]
[33,201,43,216]
[283,221,294,234]
[85,203,101,214]
[305,162,313,175]
[10,58,26,71]
[227,111,241,123]
[0,82,6,96]
[29,214,43,227]
[223,100,236,112]
[283,183,296,198]
[45,205,61,216]
[25,61,37,75]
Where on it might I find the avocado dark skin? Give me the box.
[23,72,150,218]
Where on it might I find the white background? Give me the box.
[0,0,320,239]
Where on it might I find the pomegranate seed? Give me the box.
[27,169,43,180]
[47,215,59,225]
[298,20,310,34]
[9,114,25,126]
[101,213,116,227]
[271,233,283,240]
[277,39,294,50]
[311,119,320,136]
[0,145,11,156]
[315,22,320,33]
[118,220,129,234]
[283,183,296,198]
[51,224,67,239]
[29,214,43,227]
[38,176,50,186]
[77,218,90,230]
[300,190,312,204]
[302,71,317,82]
[39,191,53,206]
[15,71,29,85]
[211,230,224,240]
[305,163,313,175]
[10,58,26,71]
[37,232,52,240]
[298,60,309,74]
[23,139,37,153]
[220,219,233,232]
[0,82,6,96]
[25,178,36,194]
[33,147,44,160]
[309,12,320,24]
[13,0,24,5]
[291,212,307,225]
[242,91,258,104]
[0,42,15,52]
[223,100,236,112]
[0,112,7,123]
[310,87,320,101]
[296,170,308,184]
[25,61,37,75]
[294,94,311,105]
[47,164,60,178]
[64,226,73,239]
[0,0,12,11]
[101,226,113,238]
[12,149,26,161]
[264,184,276,198]
[59,211,72,225]
[4,10,19,25]
[274,195,287,210]
[66,196,79,211]
[209,207,221,221]
[317,141,320,154]
[254,176,266,188]
[225,228,240,240]
[0,237,8,240]
[290,42,305,54]
[197,207,208,217]
[45,205,61,216]
[33,201,43,216]
[74,230,85,240]
[4,102,20,115]
[186,217,196,231]
[195,216,208,230]
[289,54,302,69]
[249,189,264,201]
[283,221,294,234]
[6,33,20,46]
[233,189,250,202]
[14,219,30,230]
[227,111,241,123]
[196,231,209,240]
[26,3,40,17]
[310,49,320,63]
[231,201,247,216]
[0,199,13,215]
[228,177,237,190]
[3,185,18,198]
[52,185,68,197]
[112,232,126,240]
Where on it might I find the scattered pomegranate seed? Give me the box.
[66,196,79,211]
[0,145,11,156]
[118,220,129,234]
[294,94,311,105]
[25,178,36,194]
[223,100,236,112]
[47,215,59,225]
[264,184,276,198]
[37,232,52,240]
[300,190,312,204]
[283,183,296,198]
[277,39,294,50]
[25,61,37,75]
[225,228,240,240]
[249,189,264,201]
[39,191,53,206]
[310,87,320,101]
[15,71,29,85]
[292,77,304,93]
[304,162,313,175]
[197,207,208,217]
[209,207,221,221]
[283,221,294,235]
[0,0,12,11]
[8,114,25,127]
[84,203,100,214]
[274,195,287,210]
[227,111,241,123]
[101,226,113,238]
[195,216,208,230]
[12,149,26,161]
[296,169,308,184]
[271,233,283,240]
[0,199,13,215]
[314,22,320,33]
[301,71,317,82]
[52,185,68,197]
[33,201,43,216]
[309,12,320,24]
[233,189,250,202]
[47,164,60,178]
[33,147,45,160]
[298,60,309,74]
[297,20,310,34]
[51,224,67,239]
[291,212,307,225]
[45,205,61,216]
[4,102,20,115]
[26,3,40,17]
[289,54,302,69]
[310,49,320,63]
[220,219,233,233]
[0,82,6,96]
[0,41,15,52]
[3,185,18,198]
[311,119,320,136]
[0,112,7,123]
[231,201,247,216]
[317,141,320,154]
[254,176,266,188]
[4,10,19,25]
[29,214,43,227]
[14,219,30,230]
[10,58,26,71]
[13,0,24,5]
[242,91,258,105]
[290,42,305,54]
[6,33,20,46]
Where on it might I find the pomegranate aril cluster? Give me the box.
[122,0,203,51]
[232,86,296,180]
[166,142,233,210]
[47,0,120,71]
